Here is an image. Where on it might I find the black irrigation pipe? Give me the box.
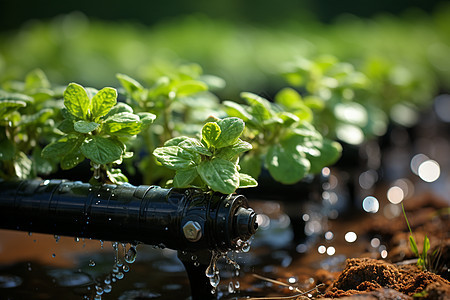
[0,179,258,299]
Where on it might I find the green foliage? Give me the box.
[401,203,431,271]
[282,56,388,145]
[42,82,155,184]
[153,117,257,194]
[0,69,62,180]
[116,65,224,185]
[224,91,342,184]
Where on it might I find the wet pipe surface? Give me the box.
[0,191,448,299]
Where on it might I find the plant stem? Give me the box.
[401,202,414,236]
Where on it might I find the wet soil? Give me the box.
[238,191,449,300]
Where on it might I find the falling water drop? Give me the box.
[123,265,130,273]
[124,245,137,264]
[89,260,96,267]
[116,272,124,280]
[228,282,235,293]
[54,235,60,243]
[104,285,112,293]
[74,237,80,242]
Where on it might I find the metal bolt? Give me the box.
[183,221,202,242]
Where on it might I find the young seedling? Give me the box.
[153,117,257,194]
[0,69,63,180]
[281,55,388,145]
[116,65,224,185]
[401,202,430,270]
[42,82,155,184]
[223,92,341,184]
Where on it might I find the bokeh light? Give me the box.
[362,196,379,213]
[387,186,404,204]
[418,160,440,182]
[345,232,357,243]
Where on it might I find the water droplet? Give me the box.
[104,277,111,284]
[52,253,56,258]
[112,266,119,273]
[96,286,104,295]
[228,282,235,293]
[89,260,96,267]
[194,261,200,267]
[27,263,32,271]
[28,232,32,236]
[125,246,137,264]
[235,281,240,289]
[242,242,251,253]
[191,255,197,261]
[104,284,112,293]
[100,240,104,249]
[116,272,124,280]
[112,278,117,283]
[94,295,101,300]
[74,237,80,242]
[54,235,60,243]
[123,265,130,273]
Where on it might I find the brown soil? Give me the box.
[321,258,450,299]
[244,191,449,300]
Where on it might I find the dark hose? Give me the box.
[0,179,258,252]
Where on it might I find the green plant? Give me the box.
[153,117,257,194]
[0,69,63,180]
[401,202,430,271]
[223,91,342,184]
[41,82,155,184]
[281,55,388,145]
[116,65,224,185]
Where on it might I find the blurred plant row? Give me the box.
[1,7,449,190]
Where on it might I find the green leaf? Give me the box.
[265,144,310,184]
[239,153,262,179]
[0,100,27,118]
[104,112,141,135]
[18,108,53,126]
[61,148,85,170]
[164,136,190,147]
[105,102,134,118]
[25,69,51,90]
[116,73,144,95]
[153,146,200,170]
[14,152,33,179]
[91,87,117,119]
[423,235,430,255]
[64,83,90,119]
[32,147,56,175]
[173,167,198,187]
[197,158,239,194]
[215,139,252,161]
[42,135,83,158]
[409,235,419,256]
[215,117,245,148]
[81,136,124,165]
[175,80,208,97]
[137,112,156,126]
[240,92,273,123]
[282,133,342,174]
[0,138,15,161]
[275,87,302,108]
[202,122,221,148]
[223,101,252,121]
[74,120,100,133]
[107,168,129,184]
[57,119,75,133]
[238,173,258,188]
[178,138,212,156]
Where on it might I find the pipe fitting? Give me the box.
[183,221,202,242]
